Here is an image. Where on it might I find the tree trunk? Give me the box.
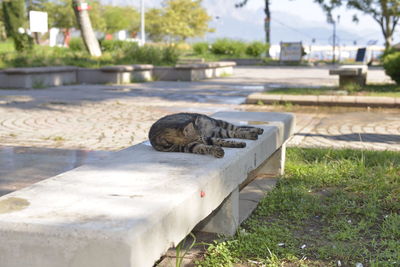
[72,0,101,57]
[2,0,34,51]
[264,0,271,57]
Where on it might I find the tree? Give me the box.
[2,0,34,51]
[235,0,270,55]
[101,5,140,35]
[72,0,102,56]
[40,0,76,47]
[146,0,213,42]
[314,0,400,49]
[145,8,166,42]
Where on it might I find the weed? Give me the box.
[32,79,46,89]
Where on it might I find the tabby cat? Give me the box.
[148,113,264,158]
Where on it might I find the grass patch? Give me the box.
[264,84,400,97]
[197,148,400,266]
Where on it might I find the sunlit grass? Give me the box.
[264,84,400,97]
[197,148,400,266]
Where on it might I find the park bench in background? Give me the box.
[0,111,294,267]
[0,66,78,89]
[0,61,236,88]
[153,61,236,81]
[329,47,368,88]
[77,64,154,84]
[329,65,368,88]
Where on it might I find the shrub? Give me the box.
[122,45,180,66]
[69,38,86,52]
[211,38,246,57]
[162,46,180,65]
[245,41,268,57]
[193,42,209,55]
[100,39,136,52]
[380,47,398,60]
[383,52,400,84]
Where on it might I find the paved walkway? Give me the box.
[0,66,398,152]
[1,66,400,194]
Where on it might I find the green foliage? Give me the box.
[2,0,34,51]
[198,148,400,266]
[69,38,86,51]
[100,39,135,52]
[196,241,236,267]
[122,44,180,66]
[146,0,213,42]
[0,42,180,68]
[42,0,77,29]
[265,84,400,97]
[245,41,268,57]
[101,5,139,34]
[211,38,246,57]
[383,52,400,84]
[192,42,209,55]
[380,47,398,60]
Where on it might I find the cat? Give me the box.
[148,113,264,158]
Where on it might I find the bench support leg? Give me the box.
[339,74,367,88]
[257,143,286,177]
[195,186,239,236]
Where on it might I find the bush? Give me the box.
[383,52,400,84]
[211,38,246,57]
[162,46,180,65]
[0,41,180,69]
[380,47,398,60]
[193,42,209,55]
[100,39,136,52]
[245,41,268,57]
[69,38,86,52]
[122,44,180,66]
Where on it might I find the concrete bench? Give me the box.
[329,65,368,88]
[77,64,153,84]
[0,111,294,267]
[0,66,78,89]
[153,61,236,81]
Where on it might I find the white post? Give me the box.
[140,0,145,46]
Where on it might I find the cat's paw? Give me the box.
[212,147,225,158]
[237,142,246,148]
[248,132,258,140]
[256,128,264,135]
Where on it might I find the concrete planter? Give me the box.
[0,62,234,88]
[0,66,78,89]
[77,64,153,84]
[153,61,236,81]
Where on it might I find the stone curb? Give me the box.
[246,93,400,108]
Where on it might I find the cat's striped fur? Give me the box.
[148,113,264,158]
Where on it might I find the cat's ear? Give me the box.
[183,123,196,136]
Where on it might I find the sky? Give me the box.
[104,0,399,46]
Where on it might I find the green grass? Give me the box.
[264,84,400,97]
[197,148,400,266]
[0,40,15,53]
